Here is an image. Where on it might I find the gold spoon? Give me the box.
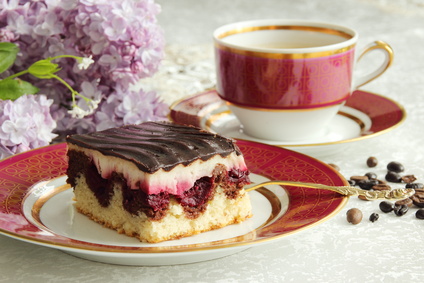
[246,181,415,201]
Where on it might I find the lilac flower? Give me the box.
[0,0,167,156]
[93,87,168,131]
[65,78,104,125]
[78,55,94,70]
[0,29,17,41]
[115,89,167,125]
[98,45,122,70]
[0,94,57,159]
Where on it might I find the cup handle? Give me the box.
[353,40,394,89]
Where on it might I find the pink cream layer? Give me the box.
[70,145,247,196]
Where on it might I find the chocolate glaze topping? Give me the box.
[66,122,242,173]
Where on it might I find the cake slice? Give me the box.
[66,121,252,243]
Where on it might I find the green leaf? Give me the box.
[0,79,40,100]
[0,42,19,74]
[28,59,61,79]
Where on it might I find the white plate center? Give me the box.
[24,175,288,247]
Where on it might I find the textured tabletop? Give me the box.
[2,0,424,282]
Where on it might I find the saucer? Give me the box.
[169,90,406,157]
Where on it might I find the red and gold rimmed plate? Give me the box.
[169,90,406,157]
[0,142,348,266]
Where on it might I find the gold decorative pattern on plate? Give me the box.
[0,141,348,265]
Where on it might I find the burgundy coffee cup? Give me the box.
[214,20,393,141]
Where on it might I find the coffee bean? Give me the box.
[385,171,402,183]
[357,180,368,189]
[395,198,413,207]
[369,213,379,222]
[350,176,369,182]
[358,179,379,190]
[372,184,391,191]
[358,195,370,201]
[346,208,363,224]
[406,183,424,189]
[365,172,378,180]
[416,209,424,219]
[410,192,424,208]
[413,188,424,193]
[369,179,379,186]
[394,204,409,216]
[401,175,417,184]
[367,156,378,168]
[328,163,340,171]
[379,201,394,213]
[387,161,405,173]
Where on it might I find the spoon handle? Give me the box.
[246,181,415,201]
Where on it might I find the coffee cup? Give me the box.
[213,19,393,141]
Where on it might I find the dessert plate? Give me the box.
[0,142,347,266]
[170,90,406,157]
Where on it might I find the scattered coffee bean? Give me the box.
[343,158,424,224]
[348,179,356,186]
[350,175,369,182]
[356,180,368,190]
[410,192,424,208]
[387,161,405,173]
[379,201,394,213]
[365,172,378,180]
[346,208,363,224]
[406,183,424,189]
[328,163,340,171]
[416,209,424,219]
[393,204,409,216]
[358,195,370,201]
[395,198,413,207]
[365,172,377,180]
[401,175,417,184]
[377,179,388,184]
[358,179,379,190]
[372,184,391,191]
[369,179,380,187]
[385,171,402,183]
[369,213,379,222]
[413,188,424,193]
[367,156,378,168]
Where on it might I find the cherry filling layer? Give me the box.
[66,150,250,221]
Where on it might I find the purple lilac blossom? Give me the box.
[0,94,57,159]
[0,0,167,158]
